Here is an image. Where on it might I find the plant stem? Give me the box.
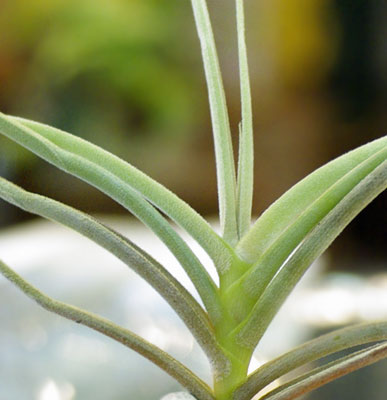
[213,349,250,400]
[213,259,254,399]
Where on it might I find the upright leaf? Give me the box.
[235,160,387,348]
[236,0,254,239]
[191,0,238,245]
[237,136,387,263]
[226,145,387,321]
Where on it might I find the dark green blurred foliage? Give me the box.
[330,0,377,119]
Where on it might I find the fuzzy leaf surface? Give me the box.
[234,321,387,400]
[260,342,387,400]
[4,113,234,273]
[228,139,387,321]
[237,136,387,264]
[0,177,230,368]
[0,114,224,322]
[235,0,254,240]
[0,259,214,400]
[191,0,238,245]
[235,159,387,348]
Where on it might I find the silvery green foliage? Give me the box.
[0,0,386,399]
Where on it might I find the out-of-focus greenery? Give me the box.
[0,0,385,263]
[0,0,204,164]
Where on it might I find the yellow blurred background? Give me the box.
[0,0,386,266]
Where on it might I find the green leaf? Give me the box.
[226,140,387,322]
[0,259,215,400]
[259,342,387,400]
[0,177,229,368]
[4,113,234,274]
[234,159,387,348]
[237,135,387,263]
[190,0,238,245]
[235,0,254,239]
[0,113,225,323]
[234,321,387,400]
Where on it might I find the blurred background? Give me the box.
[0,0,386,265]
[0,0,386,399]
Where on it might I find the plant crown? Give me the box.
[0,1,386,399]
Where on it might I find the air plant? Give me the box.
[0,1,386,399]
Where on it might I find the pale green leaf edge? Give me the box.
[0,176,230,370]
[0,259,215,400]
[235,159,387,348]
[234,321,387,400]
[225,145,387,321]
[237,135,387,264]
[260,341,387,400]
[11,114,235,274]
[0,113,224,323]
[191,0,238,245]
[235,0,254,240]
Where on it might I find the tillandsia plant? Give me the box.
[0,1,386,399]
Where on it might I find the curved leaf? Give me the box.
[0,177,230,369]
[237,135,387,263]
[234,321,387,400]
[226,144,387,321]
[2,113,234,274]
[259,342,387,400]
[0,259,215,400]
[234,159,387,348]
[0,114,225,323]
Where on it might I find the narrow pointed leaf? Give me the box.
[190,0,238,245]
[236,0,254,239]
[226,143,387,321]
[4,113,234,273]
[235,160,387,348]
[237,136,387,263]
[259,342,387,400]
[0,177,230,368]
[0,260,215,400]
[234,321,387,400]
[0,113,226,323]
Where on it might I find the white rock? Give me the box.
[160,393,197,400]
